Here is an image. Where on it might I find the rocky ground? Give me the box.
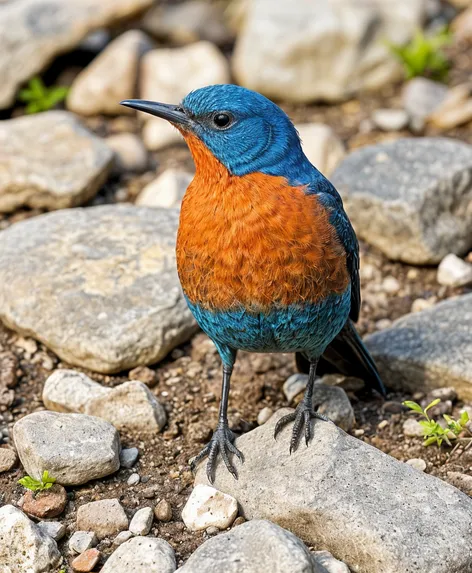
[1,1,472,572]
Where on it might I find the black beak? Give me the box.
[120,99,191,127]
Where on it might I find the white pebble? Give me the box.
[127,473,140,486]
[69,530,97,554]
[181,484,238,532]
[437,254,472,287]
[406,458,427,472]
[129,507,154,536]
[257,407,273,425]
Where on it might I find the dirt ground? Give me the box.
[0,39,472,570]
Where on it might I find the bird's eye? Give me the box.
[213,112,232,129]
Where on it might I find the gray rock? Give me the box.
[100,536,176,573]
[69,531,98,554]
[313,550,350,573]
[106,133,149,174]
[129,507,154,535]
[0,205,197,373]
[13,411,120,485]
[402,78,449,130]
[120,447,139,468]
[233,0,424,103]
[136,169,194,209]
[43,369,110,413]
[177,519,325,573]
[366,294,472,400]
[37,520,67,541]
[371,109,409,132]
[403,418,424,438]
[68,30,153,116]
[195,409,472,573]
[0,0,153,109]
[0,505,62,572]
[312,383,355,432]
[0,447,17,472]
[437,254,472,287]
[143,0,233,46]
[113,530,134,546]
[331,138,472,264]
[84,381,166,434]
[283,373,308,402]
[0,111,113,213]
[77,499,129,540]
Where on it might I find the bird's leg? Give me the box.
[190,365,243,483]
[274,357,331,452]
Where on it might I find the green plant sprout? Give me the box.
[403,398,471,449]
[18,470,56,492]
[18,77,69,114]
[387,28,452,81]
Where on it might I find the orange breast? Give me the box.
[176,134,349,311]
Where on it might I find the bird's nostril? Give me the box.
[175,106,184,113]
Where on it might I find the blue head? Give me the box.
[121,84,325,184]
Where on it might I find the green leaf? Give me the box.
[403,401,424,414]
[423,436,438,446]
[41,470,56,485]
[18,476,42,491]
[424,399,441,414]
[460,410,470,425]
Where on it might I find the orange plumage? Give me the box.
[176,134,349,311]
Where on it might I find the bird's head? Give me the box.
[121,84,309,178]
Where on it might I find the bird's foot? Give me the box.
[274,397,331,453]
[190,422,243,483]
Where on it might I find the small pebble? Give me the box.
[129,507,154,535]
[372,108,409,132]
[127,473,140,486]
[232,516,246,527]
[313,549,351,573]
[23,484,68,519]
[406,458,427,472]
[381,276,400,294]
[120,447,139,469]
[0,448,17,472]
[206,526,220,536]
[182,484,238,532]
[113,530,133,546]
[142,486,159,499]
[71,548,100,572]
[283,373,308,402]
[377,420,389,430]
[437,254,472,287]
[383,401,403,414]
[37,520,67,541]
[154,499,172,522]
[129,366,156,386]
[69,531,98,554]
[427,387,457,403]
[257,407,273,425]
[403,418,424,438]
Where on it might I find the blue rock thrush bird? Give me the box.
[121,85,386,482]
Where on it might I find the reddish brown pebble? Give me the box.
[72,548,100,572]
[154,499,172,522]
[23,483,67,518]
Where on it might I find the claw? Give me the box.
[192,423,243,483]
[274,401,331,453]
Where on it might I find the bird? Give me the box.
[121,85,386,482]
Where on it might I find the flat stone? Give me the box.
[72,548,101,572]
[0,447,17,472]
[69,531,98,554]
[85,381,166,434]
[77,499,128,539]
[143,0,233,46]
[100,536,176,573]
[106,133,149,174]
[154,499,172,522]
[120,447,139,468]
[23,483,68,519]
[0,0,153,109]
[0,205,197,373]
[313,550,351,573]
[196,409,472,573]
[372,109,409,132]
[13,411,120,485]
[366,294,472,400]
[129,506,154,535]
[296,123,345,176]
[68,30,153,116]
[437,254,472,287]
[331,138,472,264]
[43,369,110,414]
[0,505,61,572]
[177,519,325,573]
[406,458,427,472]
[182,484,238,532]
[233,0,424,103]
[136,169,194,209]
[37,520,67,541]
[0,111,113,213]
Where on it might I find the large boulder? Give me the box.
[196,409,472,573]
[0,0,153,109]
[366,293,472,400]
[0,111,113,213]
[0,205,196,373]
[233,0,425,102]
[331,138,472,264]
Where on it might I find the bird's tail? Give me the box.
[296,319,386,396]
